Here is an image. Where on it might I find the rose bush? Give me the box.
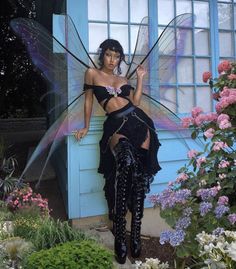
[150,60,236,267]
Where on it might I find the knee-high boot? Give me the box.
[130,148,147,258]
[130,183,146,258]
[113,138,134,264]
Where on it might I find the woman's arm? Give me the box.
[131,65,147,106]
[74,69,94,140]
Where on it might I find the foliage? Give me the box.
[0,138,20,200]
[0,237,34,269]
[0,200,13,222]
[150,60,236,266]
[24,240,113,269]
[6,185,50,217]
[13,216,88,251]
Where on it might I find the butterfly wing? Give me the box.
[10,15,102,181]
[126,14,201,149]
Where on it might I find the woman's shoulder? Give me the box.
[85,67,98,76]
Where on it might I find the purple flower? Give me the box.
[199,202,213,216]
[214,205,229,219]
[228,213,236,225]
[160,230,186,247]
[175,216,191,230]
[159,230,172,245]
[155,189,191,209]
[169,230,186,247]
[212,227,225,236]
[196,187,219,201]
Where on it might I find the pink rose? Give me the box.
[213,141,228,151]
[218,60,231,73]
[196,157,207,167]
[219,119,232,129]
[218,160,230,168]
[187,149,198,159]
[202,71,212,83]
[176,173,189,183]
[182,117,194,128]
[204,128,215,139]
[191,107,203,118]
[217,113,230,123]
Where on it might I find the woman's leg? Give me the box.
[110,134,134,264]
[130,130,150,258]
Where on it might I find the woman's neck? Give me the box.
[100,67,114,75]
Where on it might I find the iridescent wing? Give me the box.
[10,15,102,182]
[126,14,201,148]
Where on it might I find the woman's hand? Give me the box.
[73,127,89,141]
[136,65,147,79]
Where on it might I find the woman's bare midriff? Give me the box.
[100,96,130,114]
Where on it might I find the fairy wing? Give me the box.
[126,14,199,148]
[10,15,102,181]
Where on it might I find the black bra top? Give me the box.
[83,83,134,110]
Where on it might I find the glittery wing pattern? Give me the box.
[10,15,101,183]
[126,13,201,148]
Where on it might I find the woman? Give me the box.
[74,39,161,264]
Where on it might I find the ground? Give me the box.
[8,140,175,266]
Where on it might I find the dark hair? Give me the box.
[98,39,125,74]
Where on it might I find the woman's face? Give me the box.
[102,49,121,71]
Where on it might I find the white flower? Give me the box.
[226,241,236,261]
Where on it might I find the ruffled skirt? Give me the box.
[98,102,161,201]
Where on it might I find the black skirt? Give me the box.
[98,101,162,188]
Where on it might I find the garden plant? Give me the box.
[151,60,236,268]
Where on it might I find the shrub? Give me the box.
[25,240,113,269]
[151,60,236,267]
[0,237,34,269]
[6,185,50,216]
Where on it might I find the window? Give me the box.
[218,0,236,60]
[86,0,236,115]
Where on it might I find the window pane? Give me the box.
[89,23,108,52]
[195,58,210,83]
[235,5,236,28]
[159,56,176,84]
[88,0,107,20]
[110,0,128,22]
[178,87,194,113]
[158,0,174,25]
[219,32,233,57]
[110,24,129,53]
[130,0,148,23]
[178,58,193,83]
[160,87,177,113]
[130,25,140,54]
[194,2,209,28]
[176,0,192,15]
[196,86,212,112]
[178,28,192,55]
[195,29,210,55]
[218,3,233,29]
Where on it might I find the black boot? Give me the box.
[113,138,134,264]
[130,148,147,258]
[130,186,145,258]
